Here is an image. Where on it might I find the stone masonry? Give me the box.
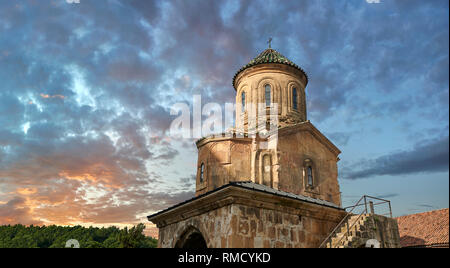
[151,183,346,248]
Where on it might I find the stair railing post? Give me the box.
[364,195,368,215]
[346,218,349,235]
[388,201,393,218]
[369,201,375,215]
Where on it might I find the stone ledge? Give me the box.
[148,183,346,228]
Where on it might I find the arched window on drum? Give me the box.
[265,84,271,107]
[199,163,205,183]
[293,87,298,111]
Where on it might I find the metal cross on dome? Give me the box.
[267,37,272,49]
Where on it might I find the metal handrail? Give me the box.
[319,195,365,248]
[344,195,391,209]
[319,195,393,248]
[344,201,388,210]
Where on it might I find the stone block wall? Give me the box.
[369,215,401,248]
[227,204,340,248]
[277,129,341,206]
[157,202,343,248]
[196,138,252,196]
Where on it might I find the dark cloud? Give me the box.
[416,204,437,209]
[342,136,449,180]
[0,197,42,225]
[178,175,196,190]
[374,193,399,199]
[326,132,351,147]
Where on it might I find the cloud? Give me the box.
[416,204,436,209]
[326,132,351,147]
[40,93,65,99]
[0,197,42,225]
[374,193,399,199]
[342,135,449,179]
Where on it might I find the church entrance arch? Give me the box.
[174,227,207,248]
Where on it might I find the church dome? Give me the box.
[233,48,308,89]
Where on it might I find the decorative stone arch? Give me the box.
[174,225,209,249]
[286,80,307,121]
[196,158,208,190]
[196,143,218,191]
[302,157,319,192]
[256,77,281,115]
[236,84,250,115]
[256,149,278,188]
[199,162,205,182]
[286,81,301,111]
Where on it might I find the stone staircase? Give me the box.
[327,214,372,248]
[320,195,401,248]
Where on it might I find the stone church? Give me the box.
[148,46,400,248]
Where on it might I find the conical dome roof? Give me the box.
[233,48,308,89]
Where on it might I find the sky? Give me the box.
[0,0,448,236]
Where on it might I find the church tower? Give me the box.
[148,46,347,248]
[233,47,308,129]
[194,46,342,206]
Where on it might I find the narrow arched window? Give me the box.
[200,163,205,183]
[293,88,298,110]
[241,91,246,112]
[265,84,271,107]
[262,154,272,187]
[307,166,313,186]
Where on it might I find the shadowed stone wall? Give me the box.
[153,187,345,248]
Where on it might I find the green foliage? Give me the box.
[0,224,158,248]
[119,223,146,248]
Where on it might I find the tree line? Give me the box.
[0,223,157,248]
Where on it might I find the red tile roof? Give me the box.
[396,208,449,248]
